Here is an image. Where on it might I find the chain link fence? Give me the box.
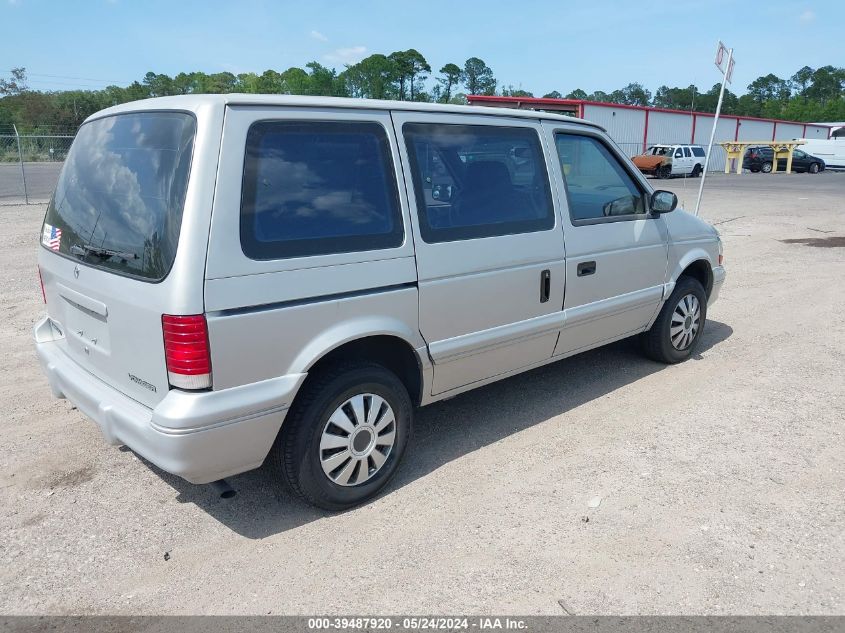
[0,131,74,205]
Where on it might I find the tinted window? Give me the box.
[556,133,646,222]
[691,147,705,157]
[683,147,692,157]
[403,123,554,243]
[674,148,684,158]
[240,121,403,260]
[42,112,195,281]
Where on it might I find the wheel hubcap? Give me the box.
[319,393,396,487]
[670,293,701,350]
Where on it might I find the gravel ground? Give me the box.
[0,173,843,615]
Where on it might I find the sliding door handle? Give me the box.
[577,261,597,277]
[540,269,551,303]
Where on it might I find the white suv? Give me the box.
[633,144,707,178]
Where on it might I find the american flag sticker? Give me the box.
[42,223,62,252]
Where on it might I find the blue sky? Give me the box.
[1,0,840,96]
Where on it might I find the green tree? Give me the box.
[620,82,651,106]
[342,54,398,99]
[746,73,791,104]
[565,89,588,100]
[304,62,346,96]
[0,67,28,96]
[806,66,845,105]
[462,57,496,95]
[790,66,814,98]
[143,72,174,97]
[543,90,562,99]
[501,85,533,97]
[279,67,311,94]
[437,63,463,102]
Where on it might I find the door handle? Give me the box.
[540,269,551,303]
[577,261,597,277]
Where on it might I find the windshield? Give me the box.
[42,112,196,281]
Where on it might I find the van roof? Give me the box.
[84,93,606,131]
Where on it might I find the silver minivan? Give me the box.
[34,95,726,509]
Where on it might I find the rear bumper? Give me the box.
[709,265,726,306]
[34,317,306,484]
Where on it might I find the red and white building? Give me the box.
[467,95,832,171]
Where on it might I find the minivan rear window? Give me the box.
[42,112,196,282]
[240,121,403,260]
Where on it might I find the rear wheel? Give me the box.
[761,161,773,173]
[691,164,702,177]
[640,276,707,364]
[809,162,820,174]
[269,362,412,510]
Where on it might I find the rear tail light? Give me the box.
[38,266,46,303]
[162,314,212,390]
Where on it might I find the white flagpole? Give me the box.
[695,46,733,217]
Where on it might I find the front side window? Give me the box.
[240,121,403,260]
[555,133,647,222]
[674,148,684,158]
[403,123,554,243]
[683,147,692,157]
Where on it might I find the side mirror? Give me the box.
[651,190,677,214]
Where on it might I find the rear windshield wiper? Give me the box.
[71,244,139,261]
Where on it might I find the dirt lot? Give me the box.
[0,173,843,615]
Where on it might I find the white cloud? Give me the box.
[310,30,328,42]
[324,46,367,65]
[799,9,815,23]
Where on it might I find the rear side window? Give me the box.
[691,147,705,157]
[42,112,195,281]
[240,121,403,260]
[403,123,554,243]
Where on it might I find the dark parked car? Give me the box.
[743,146,826,173]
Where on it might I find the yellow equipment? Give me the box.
[719,140,805,174]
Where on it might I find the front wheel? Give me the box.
[269,362,412,510]
[761,161,773,173]
[809,162,820,174]
[640,276,708,364]
[658,165,672,179]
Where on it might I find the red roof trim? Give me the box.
[465,95,832,129]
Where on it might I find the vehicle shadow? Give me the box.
[142,319,733,538]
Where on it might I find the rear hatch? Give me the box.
[38,111,196,408]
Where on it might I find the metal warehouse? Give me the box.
[467,95,832,172]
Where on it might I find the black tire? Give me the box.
[269,362,412,510]
[658,165,672,179]
[750,167,760,173]
[761,161,773,174]
[809,162,820,174]
[691,164,702,177]
[640,276,708,364]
